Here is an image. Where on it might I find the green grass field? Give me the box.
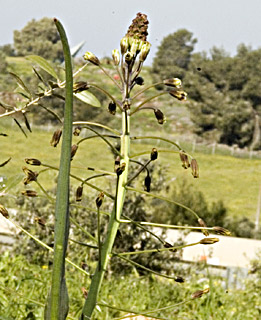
[1,117,260,221]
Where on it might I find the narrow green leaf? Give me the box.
[74,91,101,108]
[9,72,32,97]
[26,55,59,79]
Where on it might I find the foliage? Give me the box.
[13,17,63,62]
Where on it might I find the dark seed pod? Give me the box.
[0,204,9,218]
[21,190,38,197]
[25,158,41,166]
[71,144,78,160]
[144,174,151,192]
[179,150,190,169]
[73,126,82,136]
[76,186,83,202]
[169,89,187,101]
[22,166,38,185]
[175,276,185,283]
[191,158,199,178]
[154,109,166,125]
[134,77,144,85]
[200,238,219,245]
[96,192,104,208]
[50,129,62,147]
[150,148,158,161]
[108,101,117,115]
[213,226,231,236]
[73,81,89,93]
[198,218,209,237]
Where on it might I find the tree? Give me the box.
[151,29,197,81]
[13,17,63,62]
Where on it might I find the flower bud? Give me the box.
[191,158,199,178]
[112,49,120,65]
[21,190,38,197]
[108,101,117,115]
[22,166,38,185]
[163,78,182,88]
[73,81,90,93]
[213,226,231,236]
[116,162,126,176]
[125,52,134,64]
[76,186,83,202]
[179,150,190,169]
[71,145,78,160]
[50,129,62,147]
[191,288,209,299]
[198,218,209,237]
[130,39,141,56]
[144,174,151,192]
[200,238,219,245]
[25,158,41,166]
[154,109,166,124]
[0,204,9,218]
[139,42,151,62]
[83,52,100,66]
[134,77,144,86]
[96,192,104,208]
[73,126,82,136]
[150,148,158,161]
[120,37,129,54]
[169,89,187,101]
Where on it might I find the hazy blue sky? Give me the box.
[1,0,261,64]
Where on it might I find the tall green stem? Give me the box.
[81,112,130,319]
[45,19,73,320]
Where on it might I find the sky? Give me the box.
[1,0,261,65]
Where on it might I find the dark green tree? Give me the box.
[13,17,63,62]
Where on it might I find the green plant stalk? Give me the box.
[48,19,73,320]
[81,113,130,319]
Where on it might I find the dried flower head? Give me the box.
[163,78,182,88]
[50,129,62,147]
[200,238,219,245]
[213,226,231,236]
[150,148,158,161]
[198,218,209,237]
[191,158,199,178]
[73,81,90,93]
[0,204,9,218]
[169,89,187,101]
[191,288,210,299]
[154,109,166,125]
[71,145,78,160]
[25,158,41,166]
[21,190,38,197]
[22,166,38,185]
[96,192,104,208]
[83,52,100,66]
[125,12,149,41]
[179,150,190,169]
[76,186,83,202]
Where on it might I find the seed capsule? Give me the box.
[150,148,158,161]
[83,52,100,66]
[179,150,190,169]
[50,129,62,147]
[22,166,38,185]
[175,276,185,283]
[25,158,41,166]
[71,145,78,160]
[198,218,209,237]
[21,190,38,197]
[154,109,166,124]
[199,238,219,245]
[163,78,182,88]
[191,159,199,178]
[213,226,231,236]
[0,204,9,218]
[108,101,117,115]
[144,174,151,192]
[134,77,144,85]
[169,89,187,101]
[96,192,104,208]
[76,186,83,202]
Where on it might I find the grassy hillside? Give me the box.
[0,118,260,221]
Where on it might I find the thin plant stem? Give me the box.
[73,121,121,136]
[98,65,123,91]
[131,81,163,101]
[70,216,97,243]
[125,159,151,186]
[97,207,102,270]
[130,92,167,116]
[131,135,183,151]
[35,180,55,202]
[89,83,122,109]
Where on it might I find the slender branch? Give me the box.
[69,238,98,249]
[130,92,167,116]
[89,83,122,110]
[125,159,151,186]
[131,136,183,151]
[73,121,121,136]
[98,65,123,91]
[70,216,97,243]
[131,81,163,101]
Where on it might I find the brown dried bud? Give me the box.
[76,186,83,202]
[175,276,185,283]
[150,148,158,161]
[83,52,100,66]
[169,89,187,101]
[198,218,209,237]
[154,109,166,125]
[71,144,78,160]
[108,101,117,115]
[179,150,190,169]
[163,78,182,88]
[116,162,126,176]
[21,190,38,197]
[96,192,104,208]
[126,13,149,41]
[191,288,209,299]
[25,158,41,166]
[200,238,219,245]
[50,129,62,147]
[73,126,82,136]
[81,287,88,299]
[191,158,199,178]
[73,81,89,93]
[114,156,121,172]
[134,77,144,86]
[0,204,9,218]
[34,217,46,228]
[144,174,151,192]
[213,226,231,236]
[22,166,38,185]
